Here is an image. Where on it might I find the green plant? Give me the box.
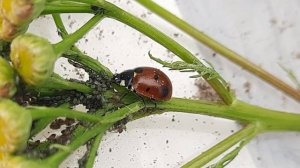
[0,1,299,168]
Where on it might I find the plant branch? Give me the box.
[85,134,104,168]
[41,74,93,93]
[137,0,300,102]
[29,106,102,122]
[45,123,112,167]
[42,3,94,15]
[67,0,234,104]
[52,14,113,77]
[182,124,258,168]
[53,13,104,56]
[158,98,300,132]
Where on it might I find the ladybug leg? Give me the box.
[136,92,146,107]
[150,98,157,109]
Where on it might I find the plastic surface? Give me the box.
[28,0,300,167]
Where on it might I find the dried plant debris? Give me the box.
[193,79,222,102]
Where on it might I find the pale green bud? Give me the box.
[10,33,57,86]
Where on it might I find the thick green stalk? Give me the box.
[182,124,258,168]
[42,4,93,15]
[43,74,93,93]
[63,50,113,77]
[100,101,144,123]
[159,98,300,132]
[29,107,102,122]
[53,14,104,56]
[137,0,300,102]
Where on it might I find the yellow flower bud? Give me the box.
[0,57,17,98]
[10,33,57,86]
[0,0,45,26]
[0,99,32,154]
[0,155,49,168]
[0,14,27,41]
[0,152,5,160]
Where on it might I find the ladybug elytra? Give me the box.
[113,67,172,101]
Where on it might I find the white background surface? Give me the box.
[29,0,300,167]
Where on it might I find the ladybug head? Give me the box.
[112,69,134,88]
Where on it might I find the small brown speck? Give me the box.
[270,18,277,25]
[243,81,251,93]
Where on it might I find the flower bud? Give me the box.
[10,33,57,86]
[0,0,45,26]
[0,14,27,41]
[0,57,17,98]
[0,155,50,168]
[0,99,32,154]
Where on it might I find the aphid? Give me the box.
[113,67,172,101]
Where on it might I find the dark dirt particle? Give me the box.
[171,115,175,122]
[243,81,251,93]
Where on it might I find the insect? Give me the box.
[113,67,172,101]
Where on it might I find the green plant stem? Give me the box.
[99,101,145,123]
[52,14,69,38]
[29,107,102,122]
[45,123,112,167]
[137,0,300,102]
[42,74,93,93]
[30,101,144,124]
[30,117,55,136]
[42,4,93,15]
[43,101,144,167]
[30,104,70,137]
[53,14,104,56]
[67,0,234,105]
[159,98,300,131]
[64,50,113,76]
[52,14,113,77]
[85,134,104,168]
[182,124,258,168]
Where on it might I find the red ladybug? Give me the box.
[113,67,172,101]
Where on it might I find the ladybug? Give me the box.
[113,67,172,101]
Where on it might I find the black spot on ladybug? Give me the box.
[161,86,169,98]
[134,67,144,73]
[154,74,159,81]
[146,87,150,92]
